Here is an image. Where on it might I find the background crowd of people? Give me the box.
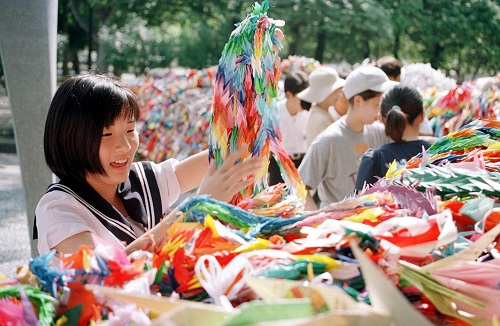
[270,56,437,209]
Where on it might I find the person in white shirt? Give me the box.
[299,67,397,209]
[297,66,347,147]
[268,70,310,185]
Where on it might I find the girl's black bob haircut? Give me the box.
[44,74,140,182]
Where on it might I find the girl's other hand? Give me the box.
[197,147,262,202]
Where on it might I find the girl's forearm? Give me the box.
[124,208,179,254]
[174,149,210,193]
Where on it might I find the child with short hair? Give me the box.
[298,66,397,209]
[376,56,402,82]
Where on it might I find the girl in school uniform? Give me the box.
[35,74,261,256]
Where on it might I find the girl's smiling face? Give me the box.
[86,115,139,192]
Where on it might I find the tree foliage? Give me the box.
[56,0,500,80]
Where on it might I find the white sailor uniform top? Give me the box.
[35,160,181,254]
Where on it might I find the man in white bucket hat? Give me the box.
[299,66,398,209]
[297,66,346,146]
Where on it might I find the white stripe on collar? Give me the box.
[134,162,155,230]
[49,184,137,240]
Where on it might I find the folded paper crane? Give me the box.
[208,0,306,205]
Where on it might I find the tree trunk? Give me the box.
[69,0,89,33]
[94,7,116,73]
[393,32,400,59]
[61,1,70,76]
[429,43,443,70]
[96,26,106,73]
[363,38,370,59]
[62,47,70,76]
[87,5,93,71]
[72,51,80,74]
[314,28,326,63]
[287,23,301,56]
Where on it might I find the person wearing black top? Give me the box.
[355,85,432,191]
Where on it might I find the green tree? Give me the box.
[449,0,500,78]
[407,0,500,80]
[58,0,87,76]
[57,0,499,79]
[99,0,237,73]
[377,0,423,59]
[66,0,179,72]
[274,0,392,63]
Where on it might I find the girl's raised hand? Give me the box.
[197,147,262,202]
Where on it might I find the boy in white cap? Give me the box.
[299,66,398,209]
[297,66,346,146]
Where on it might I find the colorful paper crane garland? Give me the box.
[380,119,500,199]
[129,67,216,162]
[208,0,306,205]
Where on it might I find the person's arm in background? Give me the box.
[354,149,376,193]
[304,185,319,211]
[417,115,438,143]
[298,141,327,211]
[173,150,209,193]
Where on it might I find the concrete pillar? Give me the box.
[0,0,58,257]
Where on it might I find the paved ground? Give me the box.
[0,91,16,153]
[0,87,31,278]
[0,87,13,135]
[0,152,31,278]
